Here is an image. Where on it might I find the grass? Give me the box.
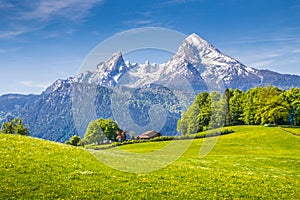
[287,128,300,135]
[0,126,299,199]
[280,126,300,136]
[85,127,234,150]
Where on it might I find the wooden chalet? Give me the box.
[137,130,161,139]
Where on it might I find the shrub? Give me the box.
[65,135,84,147]
[1,118,30,136]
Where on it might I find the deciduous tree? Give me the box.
[1,118,29,135]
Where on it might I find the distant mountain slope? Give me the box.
[0,94,38,123]
[2,33,300,141]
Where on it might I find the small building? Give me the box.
[137,130,161,139]
[116,130,127,142]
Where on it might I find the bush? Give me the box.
[149,128,234,142]
[83,128,234,149]
[1,118,29,136]
[65,135,84,147]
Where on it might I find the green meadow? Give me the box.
[1,126,299,199]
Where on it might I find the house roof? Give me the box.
[138,130,160,139]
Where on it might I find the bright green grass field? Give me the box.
[282,127,300,136]
[0,126,299,199]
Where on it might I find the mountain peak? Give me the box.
[171,33,243,69]
[184,33,216,50]
[105,51,124,67]
[171,33,213,64]
[95,51,126,73]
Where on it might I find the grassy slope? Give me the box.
[0,126,299,199]
[281,127,300,136]
[287,128,300,134]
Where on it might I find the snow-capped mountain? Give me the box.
[174,33,263,90]
[47,33,299,93]
[3,33,300,142]
[74,51,131,87]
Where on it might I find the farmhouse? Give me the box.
[137,130,161,139]
[116,130,127,142]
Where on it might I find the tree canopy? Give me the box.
[177,86,300,135]
[83,118,122,144]
[1,117,30,136]
[65,135,83,146]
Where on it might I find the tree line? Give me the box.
[177,86,300,135]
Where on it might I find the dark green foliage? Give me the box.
[1,117,29,135]
[65,135,83,146]
[224,88,233,126]
[83,118,121,144]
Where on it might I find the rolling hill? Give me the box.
[1,126,299,199]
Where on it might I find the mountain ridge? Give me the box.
[45,33,300,94]
[1,33,300,142]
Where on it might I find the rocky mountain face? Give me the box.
[2,33,300,142]
[0,94,38,123]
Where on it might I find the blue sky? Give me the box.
[0,0,299,95]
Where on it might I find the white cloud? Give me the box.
[0,0,104,39]
[124,19,153,27]
[0,30,26,39]
[20,81,50,90]
[157,0,199,7]
[19,0,103,21]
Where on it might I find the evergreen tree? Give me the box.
[223,88,233,126]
